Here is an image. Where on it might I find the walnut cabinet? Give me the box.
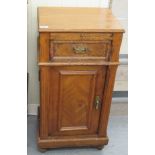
[37,7,124,150]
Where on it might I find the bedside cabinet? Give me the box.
[37,7,124,150]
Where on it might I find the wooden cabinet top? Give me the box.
[38,7,124,33]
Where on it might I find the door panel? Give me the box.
[51,41,111,59]
[41,66,106,137]
[58,70,96,132]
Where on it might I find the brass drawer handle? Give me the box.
[73,46,88,54]
[95,96,101,110]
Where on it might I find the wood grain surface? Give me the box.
[38,7,124,32]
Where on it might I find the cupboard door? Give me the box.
[40,66,106,137]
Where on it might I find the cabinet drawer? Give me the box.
[50,41,111,60]
[39,32,113,62]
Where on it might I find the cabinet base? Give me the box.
[38,135,108,149]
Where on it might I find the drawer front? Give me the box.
[50,41,111,59]
[39,33,113,62]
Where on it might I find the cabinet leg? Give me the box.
[38,148,47,153]
[97,145,104,150]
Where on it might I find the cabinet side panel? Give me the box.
[40,66,50,139]
[98,33,123,136]
[110,33,123,61]
[98,65,118,136]
[39,33,50,62]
